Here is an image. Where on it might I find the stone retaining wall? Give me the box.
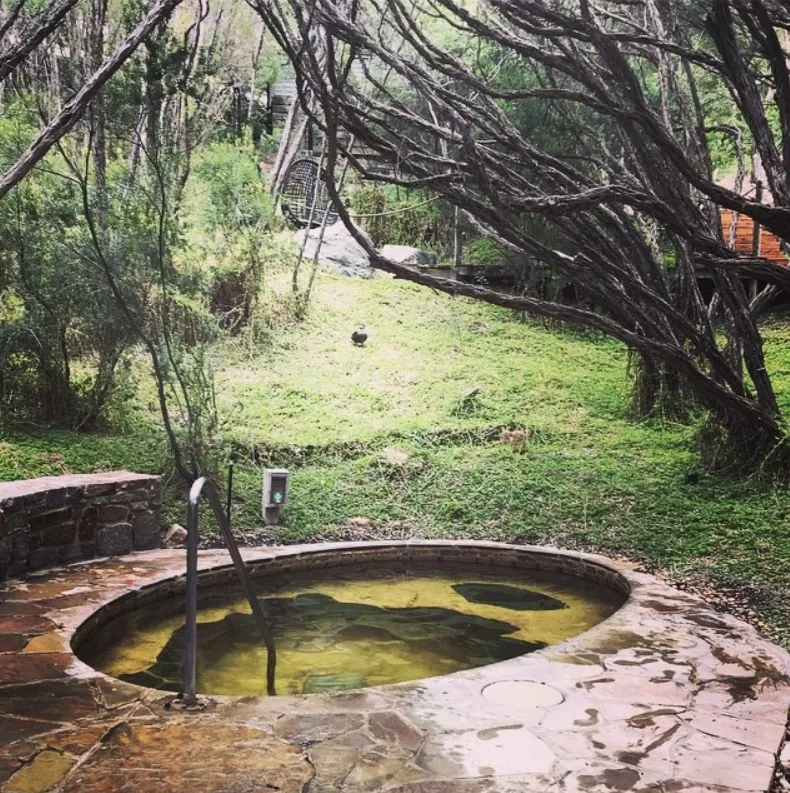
[0,472,162,580]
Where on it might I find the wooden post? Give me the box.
[750,180,763,301]
[265,84,272,135]
[453,205,461,272]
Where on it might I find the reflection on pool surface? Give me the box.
[80,566,623,696]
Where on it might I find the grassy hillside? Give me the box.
[3,270,790,642]
[215,275,626,446]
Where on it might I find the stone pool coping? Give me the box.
[1,540,789,793]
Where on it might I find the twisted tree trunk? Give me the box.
[252,0,790,469]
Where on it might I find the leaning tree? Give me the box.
[252,0,790,470]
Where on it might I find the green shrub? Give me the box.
[348,183,445,250]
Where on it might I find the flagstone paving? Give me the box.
[0,541,788,793]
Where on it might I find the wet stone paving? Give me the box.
[0,541,789,793]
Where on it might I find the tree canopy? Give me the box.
[253,0,790,467]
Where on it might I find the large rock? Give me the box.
[379,244,436,266]
[380,447,410,467]
[294,221,374,278]
[164,524,187,547]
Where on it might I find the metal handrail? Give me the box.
[185,476,277,704]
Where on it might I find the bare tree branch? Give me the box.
[252,0,790,455]
[0,0,185,201]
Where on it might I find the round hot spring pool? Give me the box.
[75,545,628,697]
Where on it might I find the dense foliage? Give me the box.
[0,0,292,478]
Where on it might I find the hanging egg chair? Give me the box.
[279,158,339,230]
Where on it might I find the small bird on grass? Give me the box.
[351,326,368,346]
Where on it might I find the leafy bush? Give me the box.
[188,143,280,334]
[0,129,138,428]
[348,183,445,250]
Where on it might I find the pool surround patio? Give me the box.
[0,540,789,793]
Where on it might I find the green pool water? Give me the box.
[80,566,622,696]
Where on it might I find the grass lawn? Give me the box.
[3,270,790,643]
